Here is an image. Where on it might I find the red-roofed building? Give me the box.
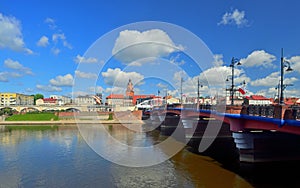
[244,95,272,105]
[105,79,159,110]
[284,97,300,106]
[36,98,58,106]
[106,94,125,106]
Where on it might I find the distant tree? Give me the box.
[33,94,44,105]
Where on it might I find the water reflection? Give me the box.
[0,126,252,187]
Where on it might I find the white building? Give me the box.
[50,95,72,105]
[244,95,272,105]
[74,95,96,105]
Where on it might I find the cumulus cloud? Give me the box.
[44,17,57,30]
[75,70,98,79]
[36,84,62,92]
[112,29,183,64]
[101,68,144,87]
[37,36,49,47]
[199,66,248,86]
[49,74,74,87]
[74,55,98,64]
[288,56,300,73]
[240,50,276,67]
[51,47,60,55]
[212,54,225,66]
[251,72,298,87]
[89,86,104,93]
[0,72,22,82]
[4,58,33,75]
[251,72,279,87]
[218,9,249,27]
[52,33,72,49]
[0,12,32,53]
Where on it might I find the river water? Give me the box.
[0,124,298,188]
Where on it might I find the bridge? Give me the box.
[149,104,300,163]
[0,105,108,113]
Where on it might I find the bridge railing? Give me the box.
[245,105,275,118]
[290,105,300,120]
[180,103,300,120]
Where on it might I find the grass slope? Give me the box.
[5,113,59,121]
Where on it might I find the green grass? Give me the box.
[108,113,113,120]
[5,125,58,131]
[5,113,59,121]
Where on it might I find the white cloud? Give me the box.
[49,74,74,87]
[75,70,98,79]
[51,47,60,55]
[157,82,168,89]
[251,72,298,87]
[112,29,183,64]
[170,66,251,98]
[71,91,91,97]
[74,55,98,63]
[52,33,72,49]
[212,54,225,66]
[0,13,32,53]
[218,9,249,27]
[4,58,33,75]
[240,50,276,67]
[251,72,280,87]
[288,56,300,73]
[37,36,49,47]
[101,68,144,87]
[44,17,57,30]
[0,72,21,82]
[199,66,248,86]
[89,86,104,93]
[104,87,126,94]
[36,84,62,92]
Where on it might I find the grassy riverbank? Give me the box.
[5,112,59,121]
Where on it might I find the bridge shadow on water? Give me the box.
[158,118,300,188]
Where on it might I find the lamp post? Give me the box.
[180,77,184,104]
[275,80,280,104]
[228,57,241,105]
[280,48,293,105]
[197,77,203,108]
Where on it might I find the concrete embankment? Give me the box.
[0,119,145,126]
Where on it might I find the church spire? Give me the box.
[126,79,134,97]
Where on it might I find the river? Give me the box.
[0,124,298,187]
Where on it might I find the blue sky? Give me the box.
[1,0,300,100]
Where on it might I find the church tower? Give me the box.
[126,79,134,97]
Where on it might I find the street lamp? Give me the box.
[180,77,184,104]
[280,48,293,105]
[275,80,280,104]
[228,57,241,105]
[197,77,203,108]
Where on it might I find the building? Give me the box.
[50,95,72,105]
[106,94,125,106]
[105,79,159,111]
[0,93,34,106]
[244,95,272,105]
[74,95,96,105]
[36,98,58,106]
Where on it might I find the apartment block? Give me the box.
[0,93,34,106]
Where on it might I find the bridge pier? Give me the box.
[233,131,300,163]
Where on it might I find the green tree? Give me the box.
[33,93,44,105]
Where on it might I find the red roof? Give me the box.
[245,95,270,100]
[43,98,57,103]
[106,94,124,99]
